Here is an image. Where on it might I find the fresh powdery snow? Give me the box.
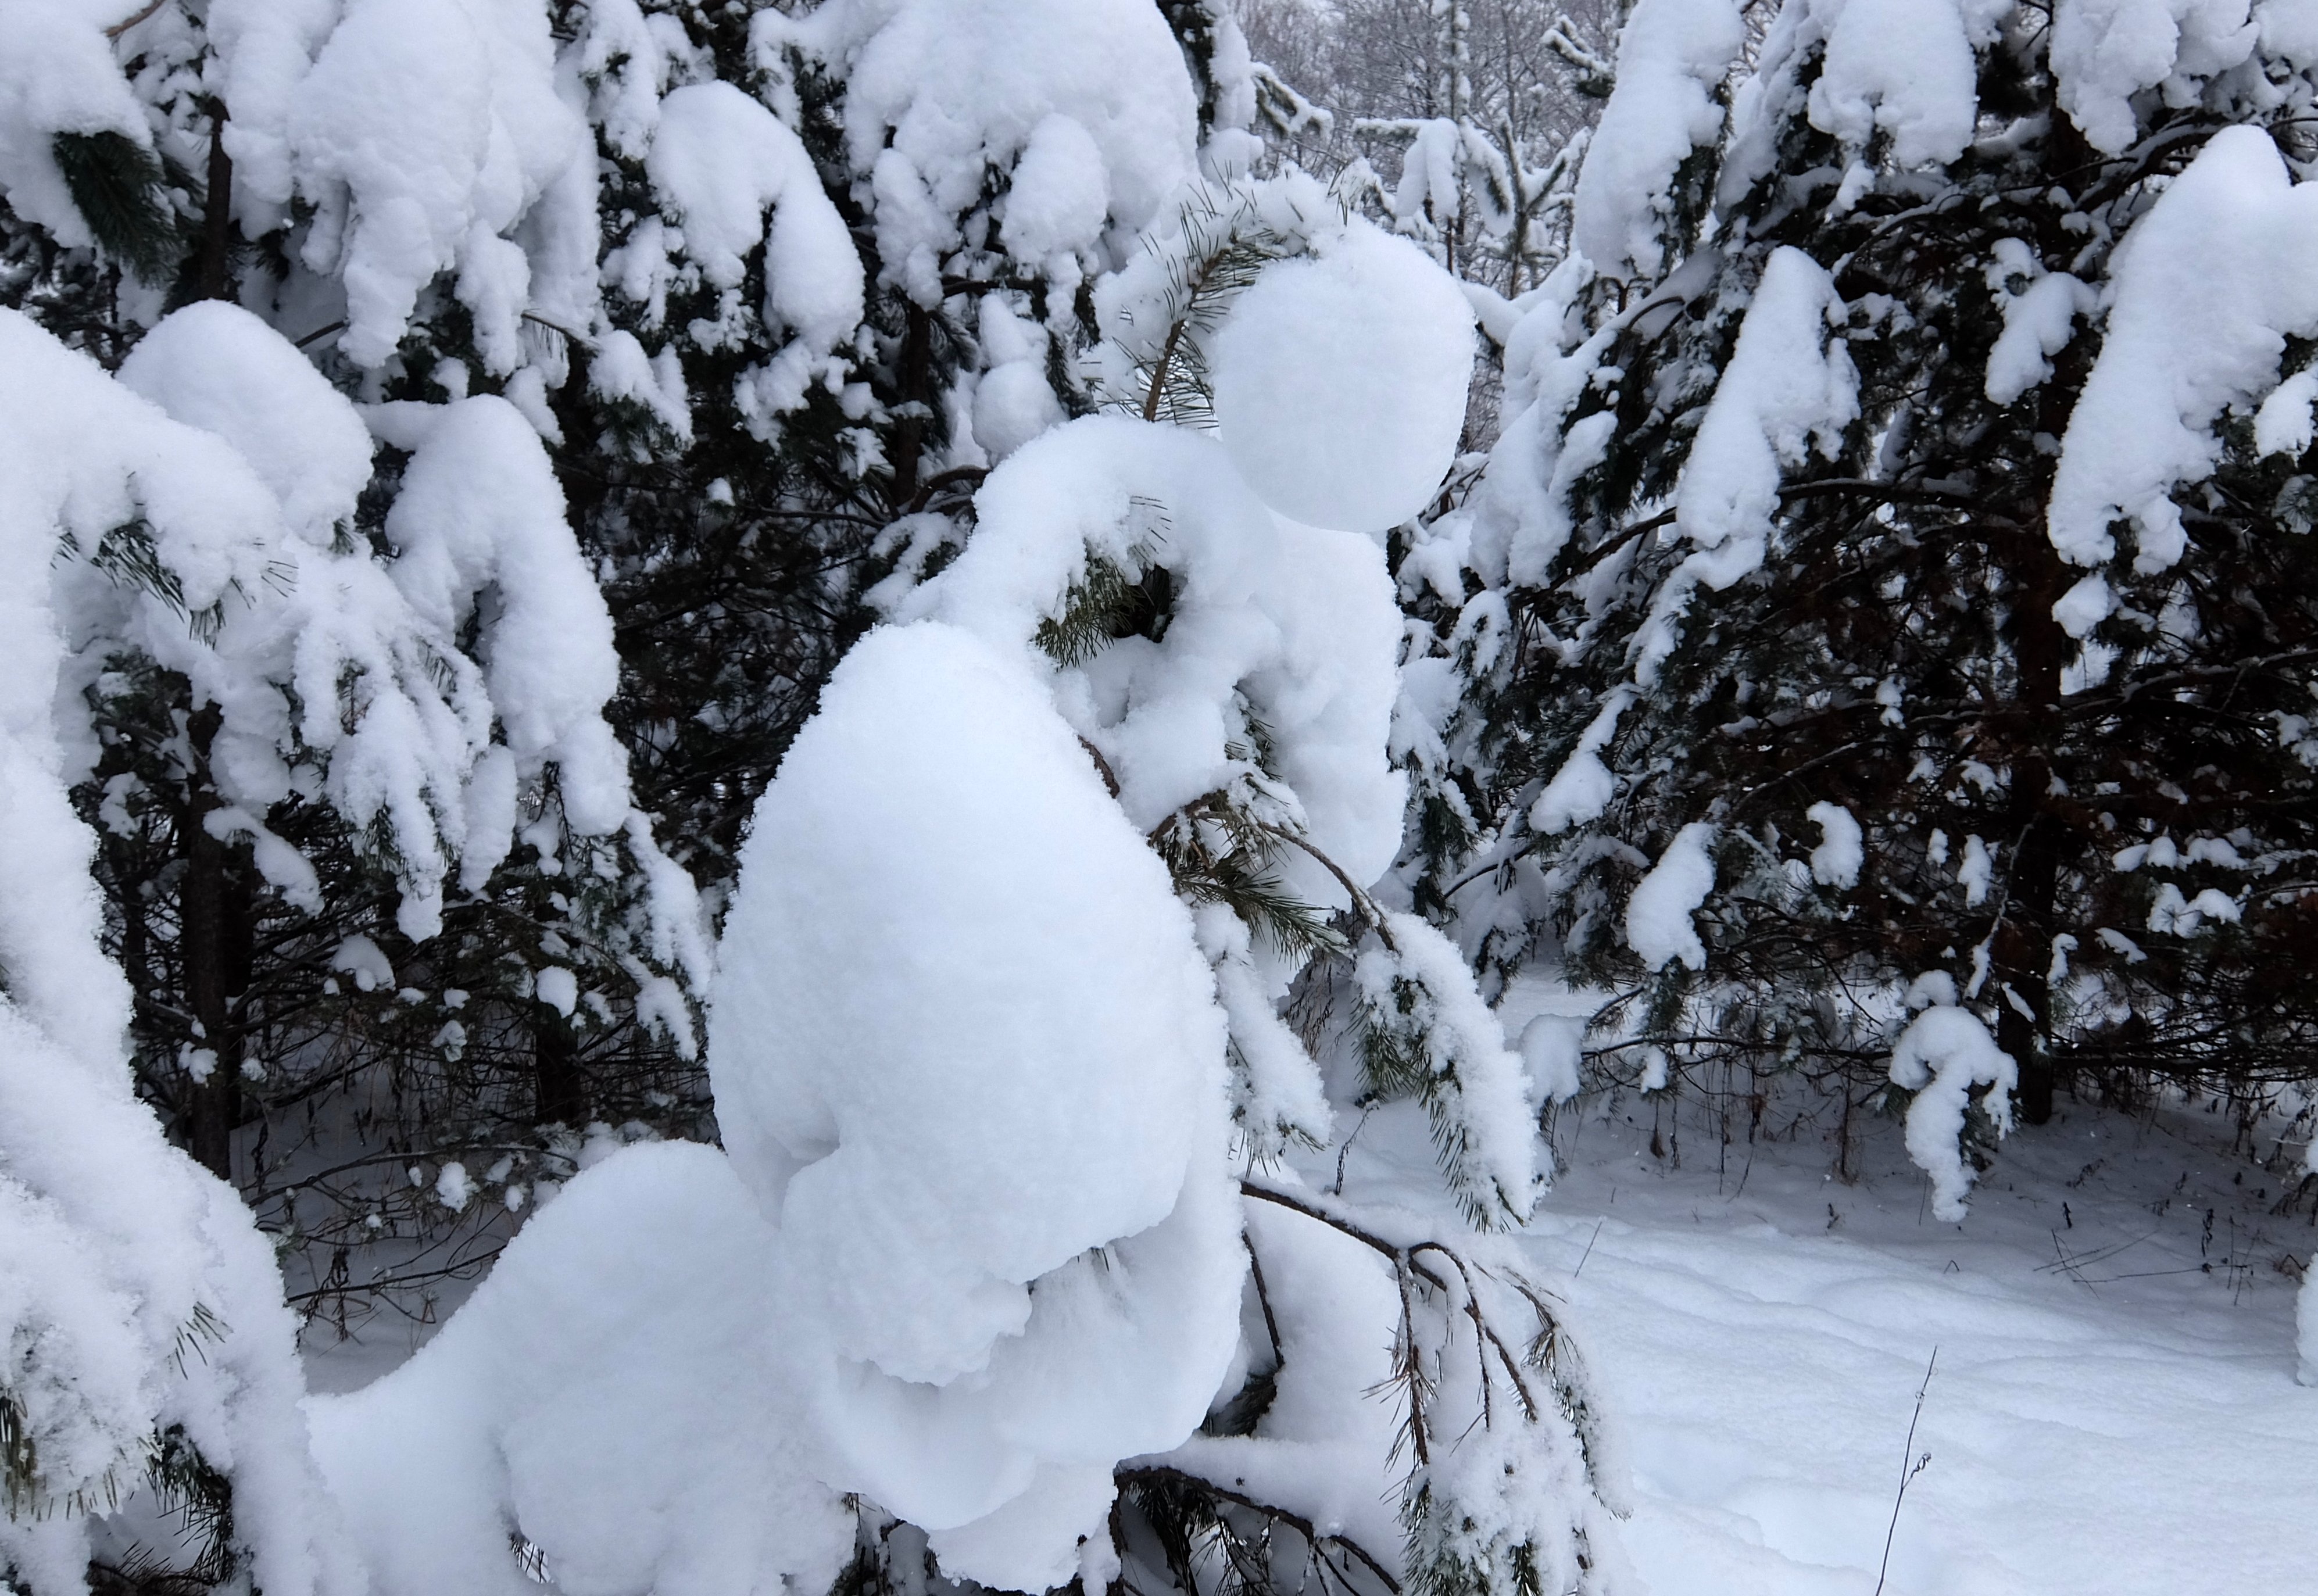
[769,0,1197,304]
[1569,0,1744,278]
[709,620,1242,1592]
[1625,822,1717,973]
[1210,221,1476,532]
[1319,979,2318,1596]
[2048,126,2318,584]
[1807,0,2009,170]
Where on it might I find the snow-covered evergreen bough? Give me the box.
[0,2,1628,1595]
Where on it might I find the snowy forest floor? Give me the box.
[299,994,2318,1596]
[1324,984,2318,1596]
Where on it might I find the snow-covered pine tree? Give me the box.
[0,0,734,1327]
[539,0,1275,925]
[310,195,1634,1596]
[1414,0,2318,1192]
[0,302,380,1596]
[292,11,1633,1594]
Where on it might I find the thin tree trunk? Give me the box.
[197,105,234,303]
[888,300,933,512]
[534,1004,586,1129]
[2001,522,2073,1125]
[182,707,252,1181]
[175,121,254,1183]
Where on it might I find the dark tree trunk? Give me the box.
[181,707,253,1182]
[534,1003,586,1129]
[888,300,933,512]
[196,106,234,303]
[177,109,257,1183]
[1998,528,2071,1125]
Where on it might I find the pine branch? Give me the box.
[52,131,183,284]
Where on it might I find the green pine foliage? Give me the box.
[51,131,184,286]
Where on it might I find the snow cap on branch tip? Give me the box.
[1673,247,1857,556]
[119,301,376,547]
[1212,219,1476,534]
[285,0,597,371]
[1808,0,2009,171]
[1531,689,1631,836]
[1626,822,1716,973]
[2051,0,2258,156]
[1889,1003,2016,1222]
[769,0,1197,303]
[1357,910,1546,1223]
[911,415,1408,897]
[1571,0,1744,280]
[1519,1013,1587,1106]
[0,0,157,251]
[1806,801,1863,889]
[646,83,865,359]
[2049,125,2318,576]
[1622,247,1855,689]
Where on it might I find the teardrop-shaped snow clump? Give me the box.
[1212,221,1476,534]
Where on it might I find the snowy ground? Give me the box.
[1329,994,2318,1596]
[303,1015,2318,1596]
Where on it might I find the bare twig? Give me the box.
[1874,1348,1938,1596]
[104,0,167,38]
[1572,1216,1605,1279]
[1116,1465,1404,1595]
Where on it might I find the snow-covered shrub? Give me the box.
[0,0,731,1291]
[2,6,1633,1595]
[745,176,1620,1595]
[312,149,1628,1596]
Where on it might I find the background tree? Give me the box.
[1409,0,2318,1181]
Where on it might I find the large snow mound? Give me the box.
[1212,222,1477,534]
[310,1141,850,1596]
[710,620,1243,1585]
